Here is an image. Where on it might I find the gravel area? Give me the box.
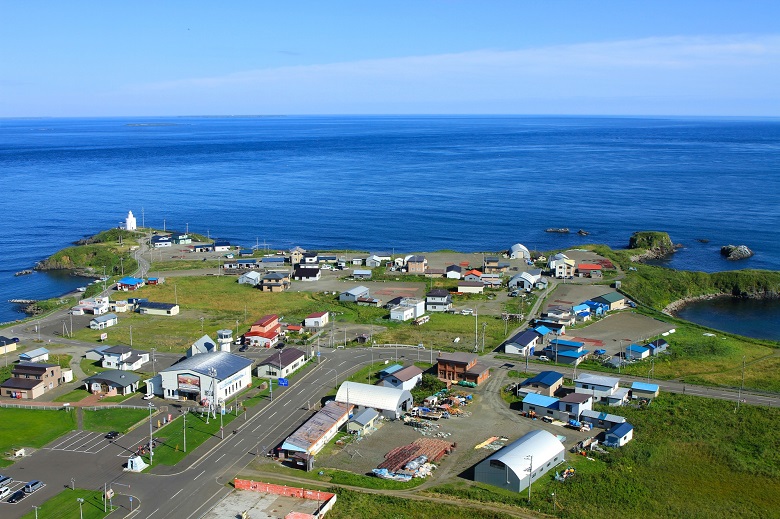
[319,367,592,481]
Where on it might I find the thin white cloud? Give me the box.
[30,35,780,115]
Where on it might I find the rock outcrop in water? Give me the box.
[720,245,754,261]
[628,231,675,262]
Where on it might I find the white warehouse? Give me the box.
[335,381,413,419]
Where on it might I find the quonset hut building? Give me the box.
[474,430,565,492]
[335,381,413,419]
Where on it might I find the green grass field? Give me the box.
[81,408,150,433]
[18,489,110,519]
[437,393,780,519]
[0,408,77,467]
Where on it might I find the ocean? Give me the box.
[1,115,779,329]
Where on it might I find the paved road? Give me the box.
[0,347,399,519]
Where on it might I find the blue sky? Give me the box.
[2,1,779,116]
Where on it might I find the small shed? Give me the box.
[90,313,118,330]
[625,344,650,360]
[353,269,372,280]
[605,422,634,447]
[580,409,626,430]
[346,408,380,435]
[631,381,660,399]
[19,347,49,363]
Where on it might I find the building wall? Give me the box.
[474,448,564,492]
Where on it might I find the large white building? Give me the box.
[335,381,413,419]
[155,351,253,403]
[474,430,565,492]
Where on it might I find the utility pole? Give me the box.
[737,355,746,411]
[482,322,487,353]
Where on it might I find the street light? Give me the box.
[33,505,40,519]
[148,402,155,465]
[525,454,533,503]
[77,497,85,519]
[151,348,156,377]
[208,367,218,420]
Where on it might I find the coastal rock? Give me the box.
[720,245,754,261]
[628,231,675,262]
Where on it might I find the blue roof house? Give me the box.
[521,393,559,417]
[605,422,634,447]
[520,371,564,397]
[504,330,540,356]
[625,344,650,360]
[646,339,669,355]
[631,381,660,399]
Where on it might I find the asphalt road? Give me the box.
[0,347,402,519]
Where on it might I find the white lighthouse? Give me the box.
[125,211,137,231]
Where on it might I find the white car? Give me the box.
[538,355,551,362]
[0,486,10,499]
[142,394,154,400]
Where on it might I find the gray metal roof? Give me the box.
[258,348,306,368]
[163,351,253,380]
[84,369,141,387]
[91,313,118,323]
[283,401,351,452]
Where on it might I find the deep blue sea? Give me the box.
[1,115,779,335]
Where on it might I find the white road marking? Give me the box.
[194,470,205,480]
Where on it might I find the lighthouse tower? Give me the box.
[125,211,137,231]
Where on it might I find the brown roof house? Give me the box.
[436,352,490,386]
[1,362,63,399]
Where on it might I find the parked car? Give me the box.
[0,487,11,499]
[0,475,11,485]
[8,489,25,503]
[24,480,43,494]
[538,355,551,362]
[142,393,154,400]
[105,431,120,440]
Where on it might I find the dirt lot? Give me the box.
[543,283,614,313]
[569,312,674,356]
[318,368,591,481]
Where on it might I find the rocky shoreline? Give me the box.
[664,290,780,316]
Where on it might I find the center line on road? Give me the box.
[269,411,277,418]
[194,470,205,479]
[216,453,226,462]
[172,489,183,499]
[146,508,159,518]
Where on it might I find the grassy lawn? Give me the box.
[67,275,510,353]
[18,489,110,519]
[141,407,242,466]
[430,393,780,519]
[329,488,514,519]
[573,320,779,391]
[54,388,91,403]
[254,461,425,490]
[0,408,77,467]
[80,358,110,377]
[82,408,150,433]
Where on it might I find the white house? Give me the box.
[508,270,543,291]
[605,422,634,447]
[380,365,423,391]
[256,348,307,379]
[101,346,150,371]
[339,286,370,302]
[426,289,452,312]
[19,347,49,363]
[390,305,416,322]
[238,271,263,286]
[137,301,180,316]
[548,253,575,278]
[504,330,539,356]
[574,373,620,401]
[90,313,118,330]
[458,280,484,294]
[556,392,593,421]
[445,265,462,279]
[293,266,321,281]
[580,409,627,430]
[304,311,329,328]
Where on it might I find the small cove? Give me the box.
[675,297,780,341]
